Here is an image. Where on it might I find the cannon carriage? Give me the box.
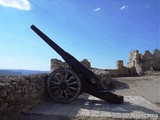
[31,25,124,104]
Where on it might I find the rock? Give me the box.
[142,50,153,60]
[0,82,10,89]
[135,63,144,75]
[0,89,8,97]
[3,77,11,83]
[0,76,4,81]
[5,87,12,93]
[6,94,14,101]
[30,92,38,99]
[91,68,111,85]
[27,83,35,94]
[81,59,91,69]
[0,103,8,110]
[14,93,23,101]
[11,81,19,90]
[21,86,27,95]
[153,49,160,58]
[51,59,69,72]
[20,78,28,85]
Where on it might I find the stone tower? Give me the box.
[127,50,140,68]
[127,49,160,75]
[117,60,124,69]
[127,50,143,75]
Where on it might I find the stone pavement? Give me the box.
[27,93,160,120]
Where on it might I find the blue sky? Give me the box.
[0,0,159,70]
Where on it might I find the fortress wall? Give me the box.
[0,74,48,120]
[50,49,160,78]
[51,59,91,72]
[51,59,134,78]
[106,68,136,77]
[127,49,160,75]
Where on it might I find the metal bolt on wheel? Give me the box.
[47,68,82,103]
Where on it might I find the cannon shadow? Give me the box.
[108,78,130,91]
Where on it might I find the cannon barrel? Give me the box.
[31,25,124,104]
[31,25,101,84]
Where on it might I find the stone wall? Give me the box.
[51,59,91,72]
[50,58,134,78]
[51,59,112,85]
[51,59,69,72]
[50,49,160,77]
[0,74,48,120]
[116,60,124,69]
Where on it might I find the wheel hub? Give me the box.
[60,82,67,90]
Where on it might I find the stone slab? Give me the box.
[27,94,160,120]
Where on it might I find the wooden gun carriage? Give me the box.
[31,25,124,104]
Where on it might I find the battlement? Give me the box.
[128,49,160,68]
[127,49,160,75]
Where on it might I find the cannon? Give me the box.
[30,25,124,104]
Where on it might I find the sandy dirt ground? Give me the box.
[111,74,160,107]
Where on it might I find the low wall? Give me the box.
[0,74,48,120]
[51,58,138,78]
[106,67,137,77]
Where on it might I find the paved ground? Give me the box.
[16,74,160,120]
[19,93,159,120]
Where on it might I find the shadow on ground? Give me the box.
[109,78,130,91]
[13,94,160,120]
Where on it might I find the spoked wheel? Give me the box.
[47,68,82,103]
